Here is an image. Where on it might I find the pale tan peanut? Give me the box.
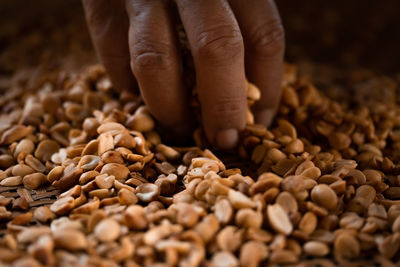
[79,170,99,184]
[11,212,32,225]
[239,241,268,267]
[94,218,121,243]
[235,209,262,229]
[12,197,30,211]
[72,197,100,214]
[50,196,75,215]
[267,204,293,235]
[392,216,400,232]
[50,148,67,164]
[101,163,130,181]
[126,113,154,132]
[17,226,52,243]
[33,206,55,223]
[28,234,55,265]
[114,133,136,149]
[83,117,100,136]
[34,139,60,162]
[97,122,126,136]
[0,195,13,206]
[285,139,304,154]
[276,191,298,215]
[88,188,112,199]
[303,241,330,257]
[212,251,239,267]
[155,144,180,161]
[328,132,351,150]
[269,249,298,264]
[98,133,114,155]
[251,144,267,164]
[94,174,115,189]
[334,234,360,259]
[124,205,148,230]
[81,139,99,156]
[377,233,400,259]
[136,183,160,202]
[78,155,101,170]
[173,203,202,228]
[143,220,182,246]
[266,148,287,163]
[354,185,376,207]
[0,175,22,186]
[194,214,220,243]
[52,164,83,190]
[1,125,33,144]
[23,173,47,190]
[247,82,261,101]
[0,170,7,181]
[0,154,15,169]
[53,229,88,251]
[282,85,299,107]
[118,188,138,205]
[214,198,233,224]
[59,184,81,199]
[109,236,135,262]
[101,150,124,164]
[12,164,35,177]
[14,138,35,157]
[299,212,317,234]
[228,190,255,209]
[216,226,243,252]
[0,206,12,221]
[25,154,46,172]
[311,184,338,210]
[155,240,192,253]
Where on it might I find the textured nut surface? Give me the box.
[23,173,47,189]
[0,176,22,186]
[94,218,121,242]
[54,229,88,251]
[334,234,360,259]
[101,163,130,181]
[267,204,293,235]
[35,139,60,161]
[303,241,330,256]
[50,196,75,215]
[311,184,338,210]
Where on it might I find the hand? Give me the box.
[82,0,284,149]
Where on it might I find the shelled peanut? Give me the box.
[0,64,400,267]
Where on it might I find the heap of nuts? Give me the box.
[1,64,400,267]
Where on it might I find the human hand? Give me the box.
[82,0,284,149]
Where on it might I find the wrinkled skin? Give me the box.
[82,0,284,149]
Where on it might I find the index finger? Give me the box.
[175,0,247,149]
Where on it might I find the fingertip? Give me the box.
[255,108,276,127]
[216,128,239,149]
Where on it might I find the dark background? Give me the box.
[1,0,400,75]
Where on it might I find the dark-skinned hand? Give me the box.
[82,0,284,149]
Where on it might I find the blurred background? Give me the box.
[1,0,400,77]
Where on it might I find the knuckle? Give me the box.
[207,96,247,118]
[247,19,285,59]
[131,40,174,74]
[195,25,244,63]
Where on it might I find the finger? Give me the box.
[175,0,247,149]
[125,0,192,133]
[82,0,137,93]
[229,0,285,126]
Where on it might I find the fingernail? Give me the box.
[216,128,239,149]
[255,109,276,126]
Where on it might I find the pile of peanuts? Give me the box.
[0,63,400,267]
